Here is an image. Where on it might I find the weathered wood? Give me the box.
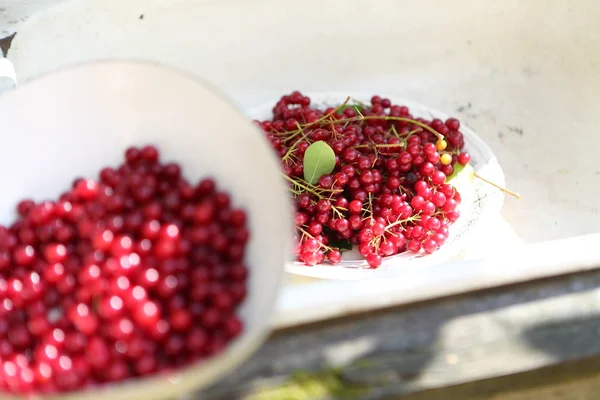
[397,356,600,400]
[201,270,600,399]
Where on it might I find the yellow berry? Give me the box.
[435,139,447,151]
[440,153,452,165]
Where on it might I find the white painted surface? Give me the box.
[0,0,66,37]
[0,61,291,400]
[277,232,600,328]
[4,0,600,325]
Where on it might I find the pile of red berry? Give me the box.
[0,146,249,395]
[255,92,471,268]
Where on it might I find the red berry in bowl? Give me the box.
[256,92,475,268]
[457,151,471,165]
[0,146,250,396]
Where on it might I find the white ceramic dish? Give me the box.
[0,61,292,400]
[247,92,505,280]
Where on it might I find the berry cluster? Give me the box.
[255,92,471,268]
[0,146,249,394]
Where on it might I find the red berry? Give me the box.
[447,210,461,222]
[140,145,159,162]
[372,222,385,236]
[303,238,320,253]
[223,315,244,338]
[422,239,438,254]
[111,235,133,256]
[380,240,397,256]
[410,196,425,210]
[92,229,114,250]
[408,240,422,253]
[13,245,36,266]
[457,152,471,165]
[443,198,458,213]
[421,202,436,216]
[445,117,461,130]
[64,332,88,354]
[431,191,447,207]
[335,219,350,232]
[348,200,362,214]
[133,300,160,328]
[170,309,193,331]
[137,267,160,288]
[125,147,141,164]
[194,201,215,224]
[358,228,374,242]
[69,304,98,335]
[74,179,99,200]
[0,145,250,394]
[366,253,382,268]
[431,171,446,186]
[43,243,67,263]
[327,250,342,264]
[98,295,124,320]
[17,199,35,217]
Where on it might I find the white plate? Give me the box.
[247,92,505,280]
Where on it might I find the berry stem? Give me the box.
[297,226,335,252]
[473,172,521,199]
[301,96,352,129]
[331,115,444,140]
[384,215,421,231]
[331,206,346,219]
[281,128,311,161]
[281,174,341,199]
[355,143,404,150]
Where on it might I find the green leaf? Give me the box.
[328,237,353,251]
[336,105,364,115]
[446,162,465,182]
[447,163,474,191]
[303,141,336,184]
[323,227,353,251]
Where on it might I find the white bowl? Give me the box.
[0,61,292,399]
[247,92,505,280]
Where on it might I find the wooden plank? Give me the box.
[201,270,600,399]
[397,356,600,400]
